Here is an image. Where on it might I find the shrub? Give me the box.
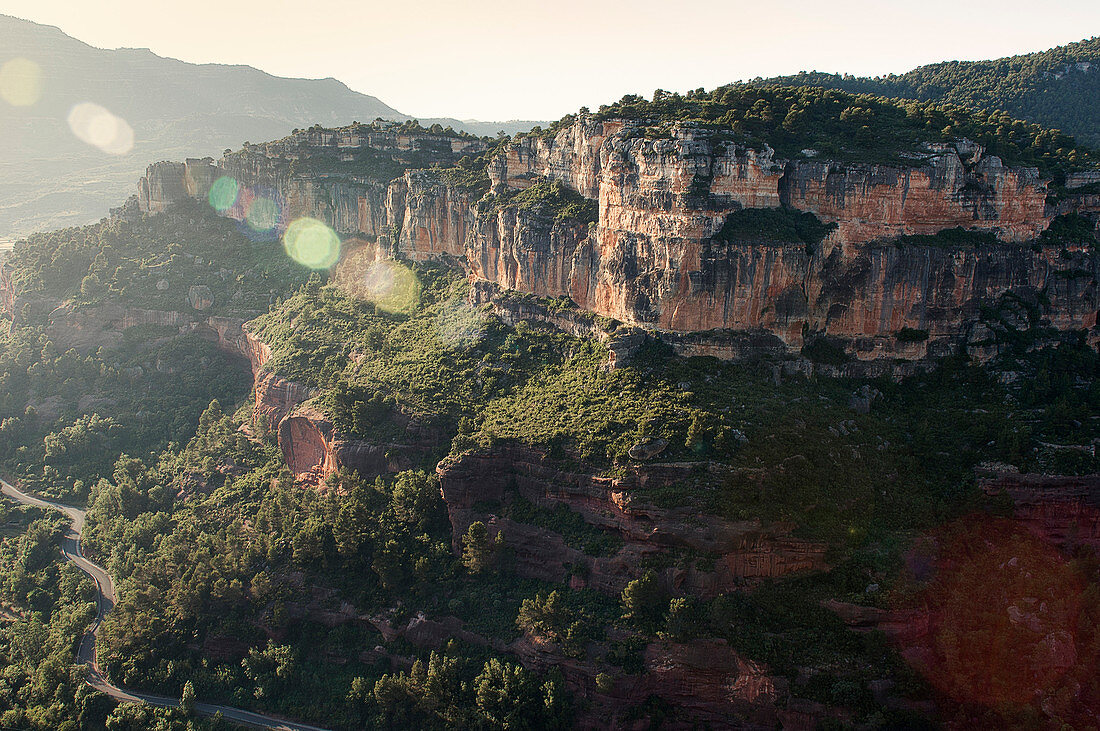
[896,327,930,342]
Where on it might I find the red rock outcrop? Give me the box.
[468,120,1092,353]
[438,446,828,596]
[978,469,1100,550]
[274,402,440,486]
[511,631,829,730]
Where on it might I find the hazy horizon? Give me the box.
[2,0,1098,121]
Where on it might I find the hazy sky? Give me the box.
[2,0,1099,121]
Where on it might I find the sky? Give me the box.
[1,0,1098,121]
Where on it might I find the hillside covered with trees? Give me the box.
[762,36,1100,148]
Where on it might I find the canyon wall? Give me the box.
[138,124,486,242]
[134,117,1100,363]
[465,120,1094,354]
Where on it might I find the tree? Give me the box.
[242,641,296,700]
[180,680,196,716]
[620,571,668,630]
[390,470,447,534]
[474,658,542,729]
[665,596,702,639]
[461,521,497,573]
[516,591,568,642]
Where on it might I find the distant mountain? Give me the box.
[762,36,1100,150]
[0,15,543,238]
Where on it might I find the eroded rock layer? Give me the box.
[437,446,828,596]
[134,117,1100,363]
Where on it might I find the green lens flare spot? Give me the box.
[284,217,341,270]
[208,177,239,212]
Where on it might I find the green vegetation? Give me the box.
[0,503,99,728]
[254,119,490,185]
[250,268,728,467]
[365,651,571,729]
[483,179,599,225]
[595,85,1093,175]
[762,36,1100,148]
[894,226,1001,248]
[0,325,251,503]
[1039,212,1099,247]
[0,496,228,729]
[500,495,623,557]
[896,327,930,342]
[71,402,578,727]
[7,200,310,317]
[437,139,512,198]
[715,207,836,248]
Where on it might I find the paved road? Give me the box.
[1,478,332,731]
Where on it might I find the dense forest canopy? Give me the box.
[762,36,1100,148]
[581,84,1094,176]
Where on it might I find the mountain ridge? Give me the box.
[758,35,1100,148]
[0,14,543,238]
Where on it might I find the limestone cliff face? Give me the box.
[494,121,1049,244]
[437,446,828,597]
[464,119,1084,350]
[391,170,474,261]
[134,117,1097,363]
[138,124,486,241]
[466,207,594,302]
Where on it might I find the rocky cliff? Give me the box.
[979,469,1100,550]
[137,123,486,242]
[135,116,1100,366]
[438,445,828,596]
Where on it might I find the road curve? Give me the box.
[0,478,332,731]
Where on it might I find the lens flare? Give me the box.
[436,297,487,349]
[362,260,421,314]
[208,176,239,212]
[283,217,340,270]
[898,515,1087,709]
[67,102,134,155]
[0,58,42,107]
[246,196,279,233]
[332,240,379,294]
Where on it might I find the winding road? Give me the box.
[0,477,331,731]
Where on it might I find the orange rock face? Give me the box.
[135,117,1098,363]
[391,120,1093,357]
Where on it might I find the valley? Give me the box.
[0,36,1099,730]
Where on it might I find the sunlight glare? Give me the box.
[361,259,421,314]
[283,217,341,270]
[435,296,487,349]
[67,102,134,155]
[246,196,279,232]
[0,58,42,107]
